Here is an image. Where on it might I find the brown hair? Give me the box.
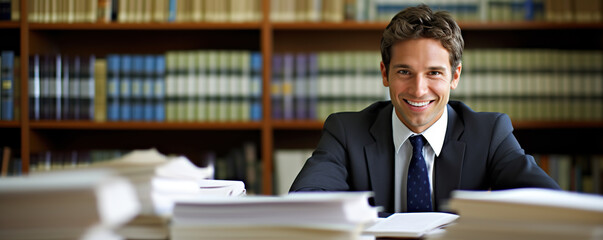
[380,4,464,75]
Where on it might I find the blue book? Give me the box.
[106,54,120,121]
[1,51,14,120]
[168,0,177,22]
[154,55,166,122]
[120,55,132,121]
[29,55,41,120]
[143,55,155,121]
[250,52,262,121]
[131,55,144,121]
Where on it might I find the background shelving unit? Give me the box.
[1,0,602,195]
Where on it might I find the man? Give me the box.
[290,4,560,217]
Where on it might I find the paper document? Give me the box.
[363,212,459,238]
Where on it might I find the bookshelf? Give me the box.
[1,0,602,195]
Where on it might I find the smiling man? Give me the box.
[290,4,560,216]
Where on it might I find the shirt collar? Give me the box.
[392,106,448,157]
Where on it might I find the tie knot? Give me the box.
[409,135,425,149]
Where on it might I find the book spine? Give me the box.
[282,53,294,120]
[53,54,62,120]
[307,53,318,120]
[81,55,95,120]
[1,51,14,120]
[69,55,81,120]
[294,53,307,120]
[40,55,52,120]
[119,55,132,121]
[94,58,107,122]
[154,55,166,122]
[206,50,218,122]
[271,54,283,120]
[143,55,155,121]
[61,55,70,120]
[29,55,41,120]
[249,52,262,121]
[131,55,144,121]
[185,51,196,122]
[106,54,120,121]
[240,51,251,121]
[195,50,208,122]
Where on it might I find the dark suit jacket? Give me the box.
[290,100,560,216]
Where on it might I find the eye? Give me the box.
[428,71,442,76]
[397,70,410,75]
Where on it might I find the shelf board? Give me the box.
[512,121,603,129]
[459,21,603,30]
[0,21,20,29]
[29,121,263,130]
[0,121,20,128]
[272,21,603,31]
[23,21,603,31]
[28,22,263,30]
[272,120,325,130]
[272,21,387,30]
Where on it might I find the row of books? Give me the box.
[535,154,603,194]
[271,51,387,121]
[28,50,263,122]
[271,0,603,23]
[164,50,263,122]
[0,0,19,21]
[26,0,262,23]
[0,50,17,121]
[29,54,98,121]
[454,48,603,121]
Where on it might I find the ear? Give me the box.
[450,63,462,90]
[380,61,389,87]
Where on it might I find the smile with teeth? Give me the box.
[405,100,432,107]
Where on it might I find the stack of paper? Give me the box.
[171,192,378,240]
[0,169,140,240]
[91,148,245,240]
[429,188,603,240]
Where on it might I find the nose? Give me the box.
[408,74,429,97]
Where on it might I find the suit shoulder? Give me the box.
[449,100,511,129]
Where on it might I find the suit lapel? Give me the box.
[366,104,395,212]
[434,104,466,210]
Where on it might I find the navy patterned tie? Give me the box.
[407,135,432,212]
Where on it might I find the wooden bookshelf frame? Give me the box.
[1,0,602,195]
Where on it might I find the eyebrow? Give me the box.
[391,64,448,71]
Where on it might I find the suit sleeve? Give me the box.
[488,114,561,190]
[289,114,351,192]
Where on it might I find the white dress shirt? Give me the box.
[392,107,448,212]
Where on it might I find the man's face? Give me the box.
[380,38,461,133]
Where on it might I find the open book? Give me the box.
[363,212,459,238]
